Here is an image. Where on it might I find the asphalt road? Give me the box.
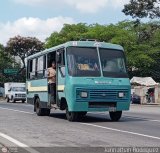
[0,101,160,153]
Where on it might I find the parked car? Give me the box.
[131,94,141,104]
[5,82,26,103]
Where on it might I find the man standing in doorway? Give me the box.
[48,61,57,107]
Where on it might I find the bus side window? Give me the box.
[43,55,48,77]
[58,51,65,66]
[47,52,56,68]
[29,59,36,79]
[57,49,65,77]
[46,52,56,78]
[37,56,44,79]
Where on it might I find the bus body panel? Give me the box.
[65,77,131,112]
[26,41,131,114]
[27,41,123,61]
[27,79,48,107]
[57,67,65,102]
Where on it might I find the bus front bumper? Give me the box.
[69,101,130,112]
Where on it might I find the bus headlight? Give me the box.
[118,92,125,98]
[80,92,88,98]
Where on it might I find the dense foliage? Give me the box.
[0,44,16,83]
[5,36,44,69]
[122,0,160,19]
[0,36,44,83]
[1,1,160,83]
[45,21,160,82]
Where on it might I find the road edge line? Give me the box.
[0,132,40,153]
[81,123,160,140]
[0,107,34,115]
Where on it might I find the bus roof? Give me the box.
[27,41,124,60]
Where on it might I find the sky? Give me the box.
[0,0,131,45]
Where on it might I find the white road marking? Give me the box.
[150,120,160,122]
[81,123,160,140]
[88,112,160,123]
[0,132,39,153]
[0,107,34,115]
[0,132,28,147]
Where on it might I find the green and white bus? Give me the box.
[26,40,131,121]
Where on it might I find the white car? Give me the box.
[5,83,26,103]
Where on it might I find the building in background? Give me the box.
[130,77,159,104]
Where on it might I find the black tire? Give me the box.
[34,103,36,112]
[66,107,78,122]
[109,111,122,121]
[77,112,87,121]
[7,97,10,103]
[45,109,50,116]
[79,111,87,116]
[35,98,50,116]
[11,96,16,103]
[22,100,25,103]
[35,98,45,116]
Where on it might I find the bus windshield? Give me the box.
[67,47,101,77]
[67,47,128,78]
[99,48,128,78]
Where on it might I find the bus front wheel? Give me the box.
[66,107,78,122]
[109,111,122,121]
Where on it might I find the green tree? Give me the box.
[45,21,160,81]
[0,44,13,70]
[122,0,160,80]
[6,35,44,69]
[0,43,16,83]
[122,0,160,19]
[45,23,88,48]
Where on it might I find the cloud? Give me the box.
[0,17,75,45]
[110,0,130,9]
[65,0,108,13]
[13,0,129,13]
[13,0,55,6]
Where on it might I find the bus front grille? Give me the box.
[76,88,129,102]
[89,89,128,101]
[15,94,26,98]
